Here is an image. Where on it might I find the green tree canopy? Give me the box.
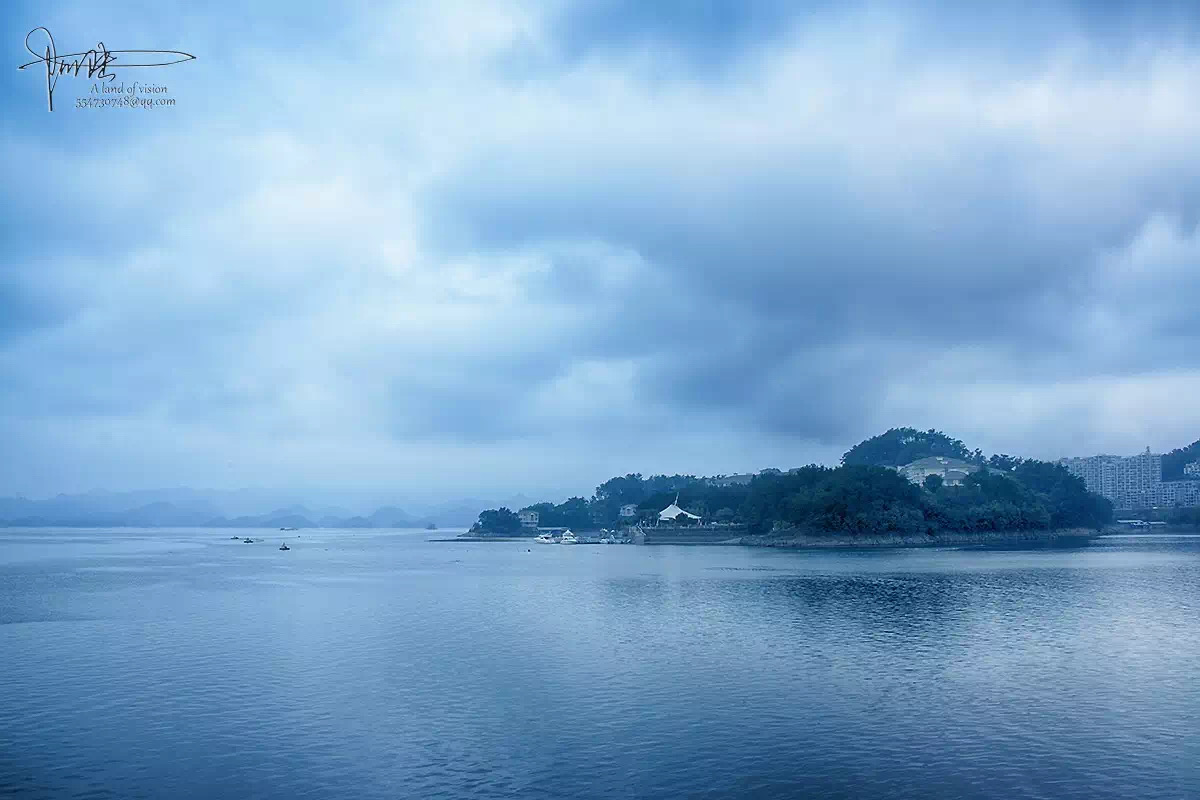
[740,457,1110,536]
[840,427,973,468]
[472,507,521,534]
[988,454,1023,472]
[1162,438,1200,481]
[520,498,595,529]
[1167,507,1200,528]
[555,497,592,530]
[1011,460,1112,530]
[594,474,646,504]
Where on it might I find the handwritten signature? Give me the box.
[17,27,195,112]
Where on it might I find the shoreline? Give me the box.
[435,527,1112,548]
[430,536,534,542]
[736,527,1105,549]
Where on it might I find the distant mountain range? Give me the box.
[0,489,547,529]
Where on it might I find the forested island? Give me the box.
[469,428,1114,541]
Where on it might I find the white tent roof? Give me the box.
[659,503,700,521]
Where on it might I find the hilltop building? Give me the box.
[705,473,756,487]
[897,456,980,487]
[518,510,539,529]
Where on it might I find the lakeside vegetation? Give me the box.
[469,428,1114,536]
[1165,507,1200,528]
[1162,437,1200,482]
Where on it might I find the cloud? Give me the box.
[2,0,1200,499]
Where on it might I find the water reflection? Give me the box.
[0,531,1198,799]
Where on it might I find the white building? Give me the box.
[518,510,539,529]
[706,473,756,487]
[619,503,638,518]
[897,456,979,487]
[1058,454,1121,500]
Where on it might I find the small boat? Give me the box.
[279,543,290,551]
[559,530,578,545]
[242,538,254,543]
[229,536,241,540]
[534,533,555,544]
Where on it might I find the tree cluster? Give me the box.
[840,427,982,467]
[1162,438,1200,482]
[739,461,1109,535]
[469,507,521,534]
[1166,506,1200,528]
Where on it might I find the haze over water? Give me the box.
[2,529,1198,799]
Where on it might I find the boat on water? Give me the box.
[242,538,254,543]
[534,533,555,544]
[559,530,579,545]
[279,543,290,551]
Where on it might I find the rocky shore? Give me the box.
[736,527,1105,549]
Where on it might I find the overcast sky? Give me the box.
[3,1,1200,502]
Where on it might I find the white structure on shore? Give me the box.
[658,495,701,523]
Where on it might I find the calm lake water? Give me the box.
[1,529,1198,799]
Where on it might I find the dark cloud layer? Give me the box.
[1,0,1199,498]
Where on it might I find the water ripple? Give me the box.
[0,531,1198,798]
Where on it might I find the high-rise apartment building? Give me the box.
[1059,447,1198,509]
[1058,455,1120,500]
